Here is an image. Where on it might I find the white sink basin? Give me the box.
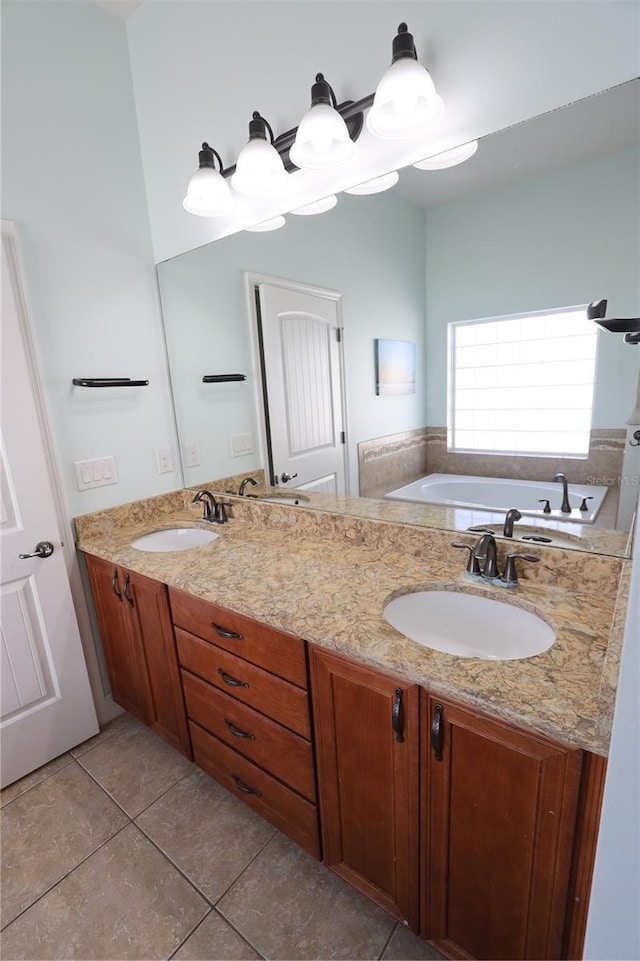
[383,590,554,660]
[131,528,219,552]
[260,494,310,505]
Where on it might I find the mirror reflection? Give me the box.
[157,81,640,557]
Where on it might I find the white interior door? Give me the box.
[257,280,348,495]
[0,225,98,788]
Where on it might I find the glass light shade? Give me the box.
[231,138,288,196]
[183,166,234,217]
[290,195,337,216]
[245,215,286,232]
[413,140,479,170]
[367,58,444,139]
[345,171,399,195]
[289,104,355,169]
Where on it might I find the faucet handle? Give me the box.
[538,499,551,513]
[500,552,539,586]
[579,496,594,512]
[452,542,482,575]
[214,500,232,524]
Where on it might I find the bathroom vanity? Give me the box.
[76,488,626,961]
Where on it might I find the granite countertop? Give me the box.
[75,491,630,757]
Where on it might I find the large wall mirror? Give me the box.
[157,80,640,557]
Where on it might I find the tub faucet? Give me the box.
[239,476,258,496]
[503,508,522,538]
[472,532,499,579]
[552,473,572,513]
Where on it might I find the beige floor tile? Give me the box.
[382,925,447,960]
[0,760,128,927]
[218,833,395,960]
[76,716,194,817]
[69,710,133,758]
[0,752,73,808]
[136,768,275,903]
[173,910,261,960]
[0,824,209,960]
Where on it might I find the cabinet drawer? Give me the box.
[190,721,320,860]
[170,589,308,688]
[183,670,316,801]
[176,629,311,739]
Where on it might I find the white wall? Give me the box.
[157,191,426,493]
[126,0,640,261]
[584,517,640,960]
[1,0,180,516]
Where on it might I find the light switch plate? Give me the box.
[230,432,255,457]
[74,457,118,491]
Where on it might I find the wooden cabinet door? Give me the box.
[84,554,153,725]
[311,646,419,928]
[125,570,191,758]
[422,692,582,960]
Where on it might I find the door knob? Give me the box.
[280,472,298,484]
[19,541,55,559]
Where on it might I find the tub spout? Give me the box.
[552,473,572,513]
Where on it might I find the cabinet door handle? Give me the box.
[392,688,405,743]
[224,718,255,740]
[111,569,123,601]
[431,703,444,761]
[217,668,249,689]
[231,773,261,797]
[123,573,134,606]
[212,622,244,640]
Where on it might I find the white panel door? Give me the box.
[258,282,347,494]
[0,225,98,787]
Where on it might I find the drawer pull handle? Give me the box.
[224,718,255,740]
[431,703,444,761]
[212,622,244,640]
[111,569,122,601]
[232,773,261,797]
[218,668,249,689]
[392,688,405,743]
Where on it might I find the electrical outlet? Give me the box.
[183,442,201,468]
[74,457,118,491]
[155,447,173,474]
[230,432,255,457]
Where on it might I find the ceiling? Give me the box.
[395,79,640,209]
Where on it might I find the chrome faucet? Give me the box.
[552,473,572,513]
[503,508,522,538]
[239,476,258,496]
[192,489,216,521]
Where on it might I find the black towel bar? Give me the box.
[202,374,247,383]
[72,378,149,387]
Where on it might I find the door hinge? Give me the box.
[336,327,343,342]
[340,431,346,444]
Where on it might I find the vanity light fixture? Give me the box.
[183,143,235,217]
[344,171,400,195]
[184,22,454,222]
[366,22,444,139]
[289,74,356,170]
[413,140,479,170]
[231,113,288,196]
[290,195,338,215]
[245,215,287,232]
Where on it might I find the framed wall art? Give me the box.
[375,339,416,396]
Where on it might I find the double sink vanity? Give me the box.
[74,482,631,961]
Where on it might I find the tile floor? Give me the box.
[0,713,445,961]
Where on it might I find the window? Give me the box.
[448,306,598,457]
